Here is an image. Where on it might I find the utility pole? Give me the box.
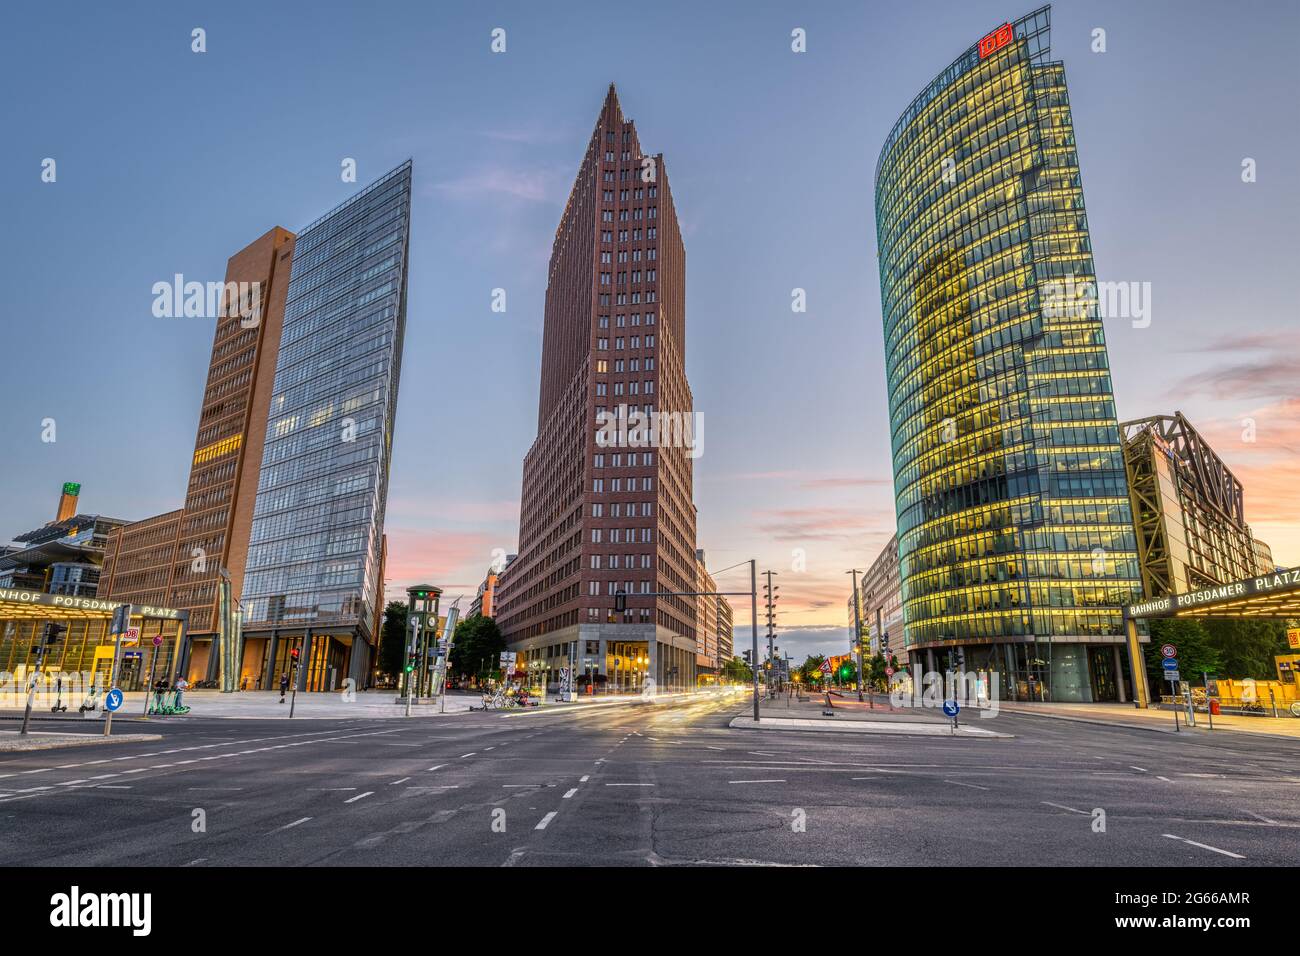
[21,621,62,735]
[104,604,130,738]
[762,571,778,697]
[847,569,864,702]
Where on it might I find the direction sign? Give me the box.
[1164,670,1180,683]
[1160,643,1177,659]
[941,699,960,718]
[1161,657,1179,671]
[104,688,124,712]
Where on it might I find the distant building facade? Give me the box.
[495,87,705,692]
[1121,411,1274,596]
[239,162,413,692]
[99,226,296,684]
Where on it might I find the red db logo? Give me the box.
[979,22,1014,59]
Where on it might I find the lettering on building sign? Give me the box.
[979,22,1014,59]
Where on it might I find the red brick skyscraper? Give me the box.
[496,85,702,691]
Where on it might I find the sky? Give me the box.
[3,0,1298,662]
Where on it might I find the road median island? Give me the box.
[728,715,1012,738]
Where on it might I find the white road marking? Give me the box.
[344,791,375,804]
[535,811,558,830]
[1130,766,1148,773]
[943,779,990,791]
[274,817,312,832]
[605,782,653,787]
[460,753,476,759]
[1246,810,1280,825]
[563,788,578,799]
[1041,801,1088,815]
[1162,834,1245,859]
[1156,775,1174,782]
[579,775,590,782]
[390,777,411,785]
[729,779,786,784]
[426,764,445,772]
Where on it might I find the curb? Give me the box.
[0,732,163,753]
[995,707,1300,742]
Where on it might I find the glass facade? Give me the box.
[241,162,412,649]
[875,7,1142,700]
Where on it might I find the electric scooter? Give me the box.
[51,675,68,713]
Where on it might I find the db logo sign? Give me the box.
[979,22,1014,59]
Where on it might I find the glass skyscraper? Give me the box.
[875,7,1142,702]
[240,161,412,689]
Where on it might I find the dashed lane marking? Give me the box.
[1162,834,1245,859]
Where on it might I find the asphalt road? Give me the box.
[0,694,1296,866]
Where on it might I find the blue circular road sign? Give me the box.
[1161,657,1179,670]
[942,699,960,718]
[104,688,124,712]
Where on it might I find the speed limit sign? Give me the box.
[1160,644,1177,659]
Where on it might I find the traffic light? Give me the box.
[614,591,627,613]
[404,654,416,674]
[43,622,66,645]
[290,647,300,663]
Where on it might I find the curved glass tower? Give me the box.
[875,7,1142,702]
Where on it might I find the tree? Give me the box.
[799,654,826,685]
[1203,618,1290,679]
[721,656,752,683]
[1144,618,1220,691]
[448,615,506,681]
[866,653,888,691]
[378,601,408,681]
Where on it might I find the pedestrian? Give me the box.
[174,675,190,708]
[279,672,289,703]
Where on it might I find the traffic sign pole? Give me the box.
[141,632,163,717]
[104,604,130,737]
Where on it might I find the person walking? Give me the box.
[279,672,289,703]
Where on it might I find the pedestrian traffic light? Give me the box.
[43,622,66,645]
[290,647,300,662]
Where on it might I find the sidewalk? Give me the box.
[0,689,479,721]
[994,699,1300,740]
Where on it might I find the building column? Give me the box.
[298,630,313,692]
[264,631,279,690]
[1125,618,1149,709]
[1113,643,1128,703]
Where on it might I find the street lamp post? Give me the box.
[847,569,864,702]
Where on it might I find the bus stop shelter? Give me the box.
[1124,568,1300,707]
